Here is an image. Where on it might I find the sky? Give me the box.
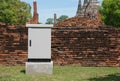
[21,0,103,23]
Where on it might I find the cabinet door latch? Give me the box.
[30,40,32,47]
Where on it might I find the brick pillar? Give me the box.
[54,13,57,24]
[27,1,39,24]
[33,1,37,15]
[76,0,83,17]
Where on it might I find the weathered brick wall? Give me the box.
[52,27,120,66]
[0,24,120,66]
[0,24,27,65]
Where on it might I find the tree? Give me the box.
[100,0,120,27]
[0,0,31,25]
[58,15,69,21]
[45,18,54,24]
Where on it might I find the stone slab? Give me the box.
[26,24,53,28]
[26,61,53,74]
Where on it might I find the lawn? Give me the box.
[0,65,120,81]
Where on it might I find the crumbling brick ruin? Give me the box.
[0,23,27,65]
[54,17,104,28]
[0,23,120,66]
[55,0,103,28]
[0,0,119,66]
[52,27,120,66]
[27,1,39,24]
[52,0,120,66]
[76,0,99,19]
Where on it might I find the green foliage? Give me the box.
[45,15,69,24]
[45,18,54,24]
[0,0,31,25]
[100,0,120,27]
[58,15,69,21]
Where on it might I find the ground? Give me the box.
[0,65,120,81]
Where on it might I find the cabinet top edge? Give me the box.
[26,24,53,28]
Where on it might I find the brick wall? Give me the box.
[0,24,120,66]
[52,27,120,66]
[0,24,27,65]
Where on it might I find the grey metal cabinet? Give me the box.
[26,24,53,74]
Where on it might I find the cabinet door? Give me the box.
[28,28,51,59]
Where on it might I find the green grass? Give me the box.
[0,65,120,81]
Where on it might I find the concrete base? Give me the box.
[26,61,53,74]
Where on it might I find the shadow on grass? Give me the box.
[89,73,120,81]
[20,70,25,74]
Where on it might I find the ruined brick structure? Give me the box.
[0,24,27,65]
[54,17,104,28]
[28,1,39,24]
[0,0,119,66]
[76,0,99,18]
[52,27,120,66]
[0,23,120,66]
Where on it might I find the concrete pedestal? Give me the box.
[26,24,53,75]
[26,61,53,74]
